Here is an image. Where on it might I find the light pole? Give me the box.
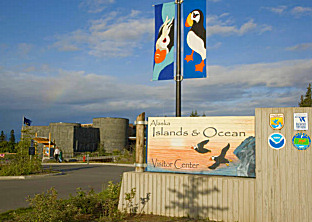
[175,0,183,117]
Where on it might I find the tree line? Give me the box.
[0,129,17,153]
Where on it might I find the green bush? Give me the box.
[0,155,42,176]
[0,142,42,176]
[14,188,79,222]
[0,141,16,153]
[114,149,135,164]
[99,181,124,221]
[0,130,42,176]
[12,181,125,222]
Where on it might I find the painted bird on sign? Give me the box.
[208,143,231,170]
[191,139,211,154]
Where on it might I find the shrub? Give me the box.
[0,129,42,176]
[12,181,125,222]
[0,153,42,176]
[99,181,124,221]
[0,142,42,176]
[0,141,16,153]
[114,149,135,164]
[14,188,79,222]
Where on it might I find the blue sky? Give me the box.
[0,0,311,139]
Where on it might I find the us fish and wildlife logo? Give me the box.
[270,114,284,130]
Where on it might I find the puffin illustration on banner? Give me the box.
[183,0,206,79]
[185,9,206,72]
[152,2,175,81]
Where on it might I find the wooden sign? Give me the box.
[146,116,255,177]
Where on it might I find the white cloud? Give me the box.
[286,42,312,51]
[207,42,222,50]
[208,18,272,36]
[90,19,152,41]
[263,5,312,17]
[207,14,233,27]
[180,59,312,115]
[258,24,272,34]
[17,43,33,56]
[53,42,80,52]
[205,59,312,88]
[291,6,312,16]
[219,13,230,18]
[79,0,115,13]
[52,11,153,57]
[238,19,257,35]
[207,13,272,37]
[263,6,287,15]
[1,59,311,122]
[208,24,236,36]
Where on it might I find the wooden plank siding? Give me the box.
[118,171,256,222]
[255,107,312,222]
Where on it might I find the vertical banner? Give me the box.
[153,2,175,81]
[183,0,207,79]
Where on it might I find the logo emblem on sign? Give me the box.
[294,113,308,130]
[292,133,311,150]
[270,114,284,130]
[268,133,286,149]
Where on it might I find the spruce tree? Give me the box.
[190,110,199,117]
[0,131,5,142]
[299,83,312,107]
[9,129,15,143]
[299,95,304,107]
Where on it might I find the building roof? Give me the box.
[33,137,55,146]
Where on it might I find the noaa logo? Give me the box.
[268,133,286,150]
[270,114,284,130]
[292,133,311,150]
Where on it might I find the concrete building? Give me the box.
[23,117,129,158]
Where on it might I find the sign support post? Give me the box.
[135,112,145,172]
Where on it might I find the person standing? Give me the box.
[54,147,60,162]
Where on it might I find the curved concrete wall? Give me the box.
[93,117,129,152]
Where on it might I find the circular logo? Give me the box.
[268,133,286,150]
[292,133,311,150]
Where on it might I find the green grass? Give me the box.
[0,207,33,221]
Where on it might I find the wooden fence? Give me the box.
[119,172,256,221]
